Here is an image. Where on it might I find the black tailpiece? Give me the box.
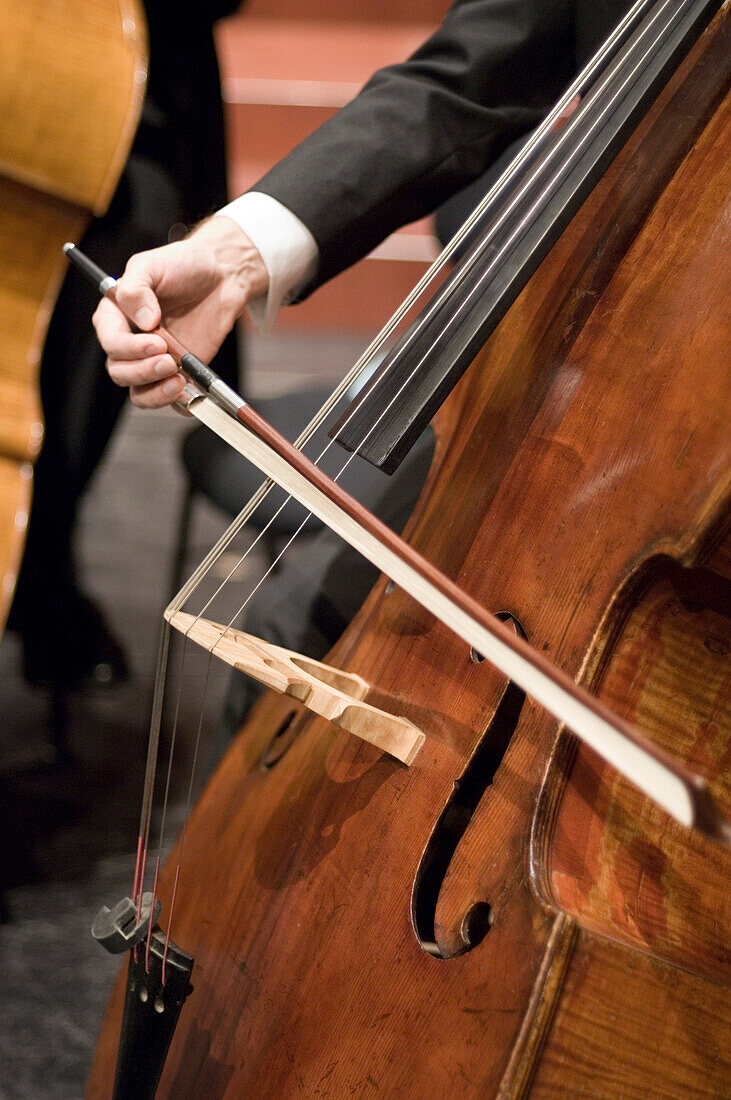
[93,897,194,1099]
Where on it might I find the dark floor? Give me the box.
[0,331,367,1099]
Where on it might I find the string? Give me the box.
[147,487,301,873]
[138,0,684,970]
[143,0,684,963]
[197,0,681,649]
[334,0,682,435]
[160,652,213,984]
[163,0,658,621]
[146,0,684,961]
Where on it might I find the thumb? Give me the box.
[113,250,167,332]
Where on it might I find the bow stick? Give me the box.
[64,242,730,846]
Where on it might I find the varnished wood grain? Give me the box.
[528,931,730,1099]
[536,554,730,984]
[0,179,86,464]
[0,183,86,631]
[0,0,146,215]
[0,457,33,625]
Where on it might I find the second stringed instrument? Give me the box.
[86,0,729,1095]
[0,0,146,635]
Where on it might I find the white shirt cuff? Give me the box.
[215,192,319,332]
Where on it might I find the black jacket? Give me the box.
[252,0,631,294]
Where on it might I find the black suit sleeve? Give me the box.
[250,0,576,295]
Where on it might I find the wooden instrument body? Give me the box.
[0,0,146,631]
[89,11,730,1097]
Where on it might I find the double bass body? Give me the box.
[89,7,729,1097]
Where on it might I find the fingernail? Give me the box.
[137,307,155,329]
[154,357,173,377]
[145,342,161,356]
[162,375,183,397]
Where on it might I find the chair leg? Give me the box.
[263,531,280,571]
[49,686,71,764]
[169,486,195,601]
[162,485,195,735]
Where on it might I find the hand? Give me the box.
[92,216,269,408]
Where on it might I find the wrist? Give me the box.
[214,193,319,332]
[194,215,270,304]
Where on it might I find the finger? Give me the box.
[129,372,187,409]
[112,250,170,331]
[92,298,168,359]
[106,353,178,389]
[92,296,130,342]
[552,93,581,131]
[96,323,169,363]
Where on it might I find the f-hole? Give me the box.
[260,710,301,769]
[412,615,526,958]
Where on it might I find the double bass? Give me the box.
[87,0,729,1094]
[0,0,146,634]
